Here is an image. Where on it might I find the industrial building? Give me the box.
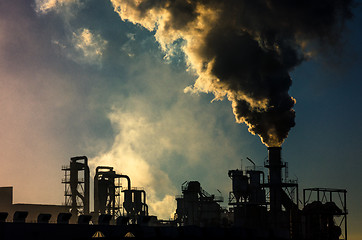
[0,147,348,239]
[0,186,70,223]
[175,181,224,227]
[172,147,347,239]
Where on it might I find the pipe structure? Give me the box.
[140,190,148,215]
[94,166,114,215]
[267,147,283,214]
[84,160,90,214]
[94,167,131,219]
[69,160,78,215]
[116,174,131,191]
[69,156,90,215]
[95,166,113,175]
[246,157,256,170]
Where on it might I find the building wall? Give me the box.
[0,187,13,208]
[0,187,70,223]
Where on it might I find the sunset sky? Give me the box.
[1,0,362,239]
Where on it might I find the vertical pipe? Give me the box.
[118,175,131,190]
[83,157,90,214]
[94,166,114,215]
[70,156,90,215]
[344,191,347,240]
[317,189,320,202]
[69,159,78,215]
[141,190,148,215]
[268,147,282,213]
[112,176,115,218]
[94,171,99,215]
[297,185,299,210]
[64,171,67,207]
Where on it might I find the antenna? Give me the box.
[217,189,222,196]
[246,157,256,170]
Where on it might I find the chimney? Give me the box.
[267,147,283,213]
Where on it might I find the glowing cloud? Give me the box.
[35,0,81,13]
[89,110,177,219]
[71,28,108,66]
[109,0,354,147]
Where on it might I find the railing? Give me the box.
[61,178,85,183]
[61,165,70,170]
[245,166,264,172]
[284,179,298,184]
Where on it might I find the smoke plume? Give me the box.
[110,0,354,146]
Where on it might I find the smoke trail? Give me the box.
[110,0,354,146]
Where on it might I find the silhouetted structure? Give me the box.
[175,181,223,226]
[303,188,347,240]
[122,188,148,222]
[0,187,70,223]
[93,166,123,219]
[62,156,90,216]
[0,148,348,239]
[226,147,301,239]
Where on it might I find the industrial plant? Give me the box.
[0,147,347,239]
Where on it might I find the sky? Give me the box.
[0,0,361,238]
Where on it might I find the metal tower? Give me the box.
[94,166,130,219]
[62,156,90,216]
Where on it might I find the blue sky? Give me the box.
[1,0,361,238]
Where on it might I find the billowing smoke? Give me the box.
[110,0,354,146]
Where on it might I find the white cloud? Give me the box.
[1,0,248,219]
[71,28,108,66]
[121,33,137,57]
[89,110,178,219]
[35,0,81,14]
[88,78,244,219]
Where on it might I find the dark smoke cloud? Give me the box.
[110,0,355,146]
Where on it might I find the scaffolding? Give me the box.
[303,188,347,240]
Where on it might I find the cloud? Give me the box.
[120,33,137,58]
[3,1,362,235]
[109,0,355,147]
[89,110,178,219]
[35,0,81,13]
[35,0,109,67]
[85,52,246,217]
[88,100,239,218]
[71,28,108,66]
[0,0,249,218]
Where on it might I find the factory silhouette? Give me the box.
[0,0,355,239]
[0,147,347,239]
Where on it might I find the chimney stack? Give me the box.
[267,147,283,213]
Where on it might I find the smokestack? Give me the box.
[267,147,283,213]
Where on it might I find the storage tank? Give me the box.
[133,190,142,214]
[123,190,133,214]
[228,169,249,202]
